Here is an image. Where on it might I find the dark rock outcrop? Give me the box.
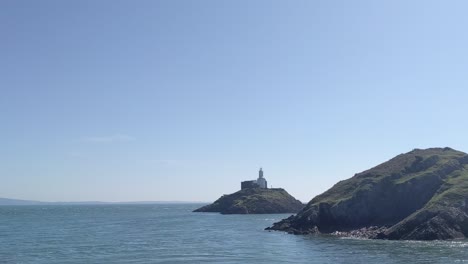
[267,148,468,240]
[194,188,304,214]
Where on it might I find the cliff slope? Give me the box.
[267,148,468,240]
[194,188,304,214]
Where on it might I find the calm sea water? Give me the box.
[0,204,467,263]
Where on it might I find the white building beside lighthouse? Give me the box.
[240,168,268,190]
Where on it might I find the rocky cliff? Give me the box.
[267,148,468,240]
[194,188,304,214]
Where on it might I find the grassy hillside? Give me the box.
[311,148,465,206]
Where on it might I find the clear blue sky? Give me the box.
[1,0,468,202]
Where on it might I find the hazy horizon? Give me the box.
[3,0,468,203]
[0,197,208,203]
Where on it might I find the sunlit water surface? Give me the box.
[0,204,467,263]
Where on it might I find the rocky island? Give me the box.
[194,168,304,214]
[194,187,304,214]
[267,148,468,240]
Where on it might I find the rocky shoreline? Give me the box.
[330,226,389,239]
[266,222,389,239]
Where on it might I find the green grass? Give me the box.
[426,166,468,207]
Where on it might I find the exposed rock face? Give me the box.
[193,188,304,214]
[267,148,468,240]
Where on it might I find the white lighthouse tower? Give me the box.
[256,168,268,189]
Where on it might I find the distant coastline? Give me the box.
[0,197,207,206]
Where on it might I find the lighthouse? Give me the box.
[256,168,268,189]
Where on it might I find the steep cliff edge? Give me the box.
[193,188,304,214]
[267,148,468,240]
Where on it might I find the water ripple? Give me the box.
[0,204,466,263]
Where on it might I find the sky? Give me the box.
[1,0,468,202]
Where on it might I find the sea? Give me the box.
[0,204,467,263]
